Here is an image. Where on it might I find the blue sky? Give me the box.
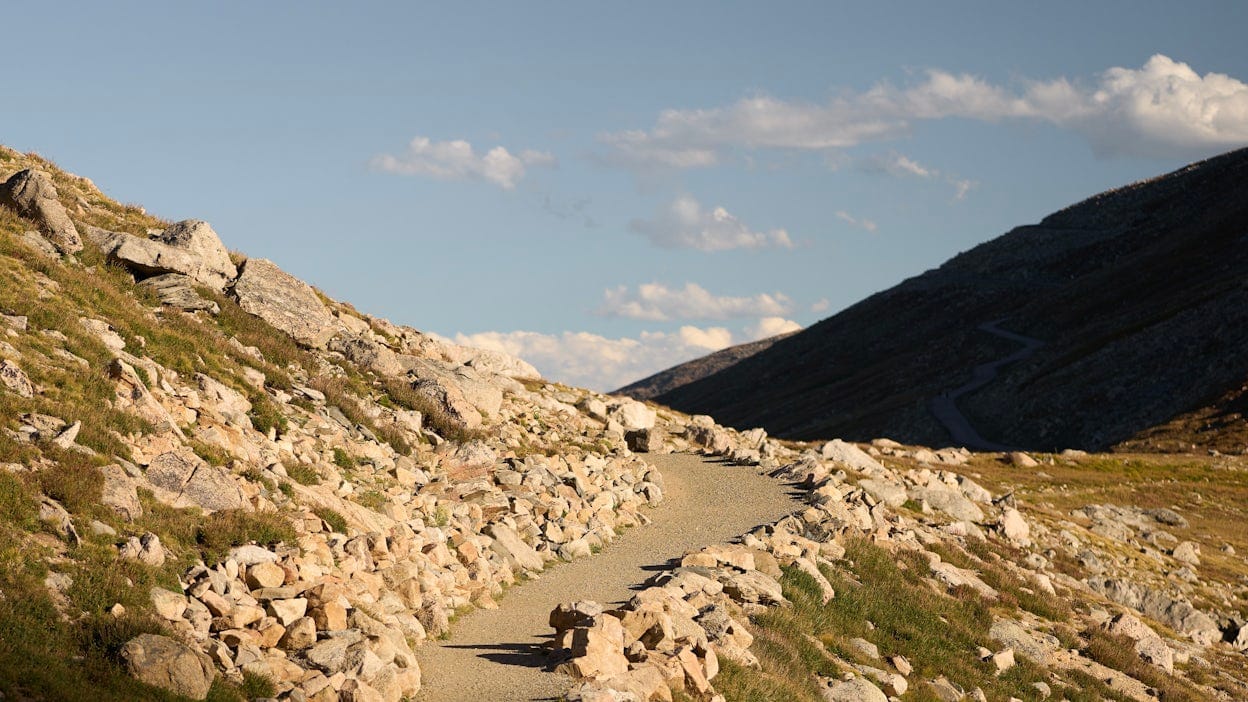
[6,2,1248,389]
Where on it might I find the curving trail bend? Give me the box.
[928,318,1045,452]
[414,453,800,702]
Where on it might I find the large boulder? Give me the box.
[1104,612,1174,673]
[88,226,235,292]
[438,340,541,380]
[908,486,984,522]
[144,451,246,512]
[821,439,885,473]
[0,169,82,254]
[330,336,404,376]
[411,376,483,431]
[608,401,656,432]
[406,358,505,428]
[1088,578,1220,645]
[120,633,215,700]
[823,676,888,702]
[229,257,342,348]
[154,220,237,288]
[559,615,630,680]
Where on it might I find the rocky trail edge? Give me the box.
[414,453,801,702]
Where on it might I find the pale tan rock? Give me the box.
[120,634,215,700]
[0,359,34,398]
[1,169,82,254]
[268,597,308,626]
[230,257,342,348]
[560,615,629,679]
[246,561,286,589]
[150,587,188,621]
[312,601,349,631]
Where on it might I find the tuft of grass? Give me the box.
[380,376,484,444]
[248,393,288,436]
[195,510,297,566]
[36,455,104,515]
[375,421,413,456]
[433,505,450,527]
[332,447,355,471]
[286,462,321,486]
[0,471,39,529]
[67,544,167,615]
[356,489,388,512]
[188,439,233,467]
[314,507,348,534]
[239,670,277,699]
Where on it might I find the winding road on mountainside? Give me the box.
[415,453,801,702]
[928,319,1046,452]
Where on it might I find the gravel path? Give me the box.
[928,319,1045,451]
[414,452,800,701]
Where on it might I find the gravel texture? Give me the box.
[414,452,799,701]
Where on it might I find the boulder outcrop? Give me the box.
[229,257,342,347]
[0,169,82,254]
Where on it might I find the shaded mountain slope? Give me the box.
[614,331,796,401]
[653,147,1248,452]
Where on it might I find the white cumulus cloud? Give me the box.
[745,317,802,340]
[602,55,1248,166]
[449,326,734,391]
[372,136,555,189]
[451,316,805,391]
[598,282,792,321]
[629,195,793,251]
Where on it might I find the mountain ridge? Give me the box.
[649,146,1248,452]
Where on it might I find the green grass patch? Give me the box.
[380,376,484,444]
[286,462,321,486]
[333,447,355,471]
[716,539,1093,702]
[356,489,388,512]
[195,510,297,565]
[1083,629,1202,702]
[315,507,348,534]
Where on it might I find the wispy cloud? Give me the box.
[372,136,555,189]
[601,54,1248,167]
[629,195,793,251]
[598,282,792,321]
[858,152,978,200]
[835,210,878,233]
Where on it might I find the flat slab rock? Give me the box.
[144,451,246,512]
[229,257,342,348]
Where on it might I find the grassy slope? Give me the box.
[0,149,384,700]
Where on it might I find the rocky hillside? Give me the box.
[3,144,1248,702]
[648,147,1248,453]
[614,332,796,402]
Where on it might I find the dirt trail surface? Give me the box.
[929,319,1045,451]
[415,453,800,701]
